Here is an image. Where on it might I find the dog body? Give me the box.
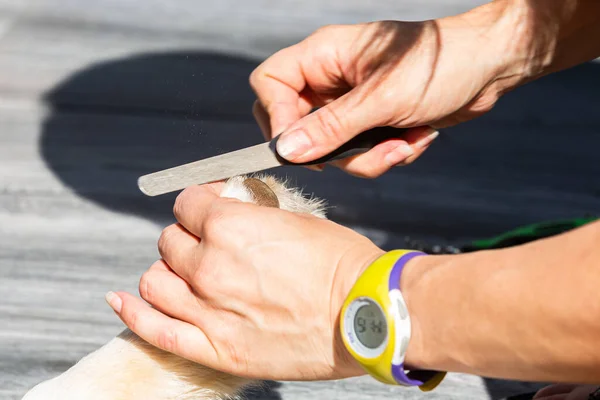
[23,175,327,400]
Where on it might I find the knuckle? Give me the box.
[379,87,398,103]
[191,270,209,295]
[157,225,177,257]
[228,346,249,375]
[188,248,212,288]
[156,327,179,354]
[313,107,346,146]
[173,186,197,220]
[202,205,228,237]
[249,45,293,93]
[173,192,187,220]
[308,25,345,55]
[341,159,385,179]
[219,324,249,374]
[190,254,235,299]
[353,168,383,179]
[313,24,341,36]
[138,271,154,303]
[191,260,218,296]
[399,156,417,166]
[249,67,262,91]
[128,308,142,333]
[148,259,168,273]
[251,99,262,116]
[363,168,385,178]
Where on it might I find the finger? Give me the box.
[254,99,324,172]
[298,86,348,111]
[139,264,203,325]
[329,126,439,178]
[157,224,199,279]
[105,291,219,368]
[147,258,175,273]
[253,97,315,140]
[272,83,392,163]
[252,100,272,141]
[249,44,308,135]
[173,182,227,238]
[394,126,439,166]
[533,384,581,399]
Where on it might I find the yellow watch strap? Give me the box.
[340,250,446,391]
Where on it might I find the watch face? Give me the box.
[353,300,388,349]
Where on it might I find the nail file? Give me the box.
[137,126,412,197]
[138,142,284,197]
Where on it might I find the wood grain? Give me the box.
[1,1,598,399]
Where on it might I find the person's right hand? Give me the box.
[250,0,527,177]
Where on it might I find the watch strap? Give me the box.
[388,251,447,391]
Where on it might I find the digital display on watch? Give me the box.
[353,299,387,349]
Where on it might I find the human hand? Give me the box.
[105,182,385,381]
[250,1,526,177]
[533,384,600,400]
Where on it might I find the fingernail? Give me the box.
[415,128,439,149]
[105,291,122,313]
[384,143,414,166]
[276,130,311,159]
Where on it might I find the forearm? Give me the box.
[456,0,600,94]
[507,0,600,78]
[402,219,600,383]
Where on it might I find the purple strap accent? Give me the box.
[388,251,424,292]
[387,251,433,387]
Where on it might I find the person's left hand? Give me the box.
[104,182,385,381]
[533,384,600,399]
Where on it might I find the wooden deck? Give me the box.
[1,1,599,399]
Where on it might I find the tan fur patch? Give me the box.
[242,178,280,208]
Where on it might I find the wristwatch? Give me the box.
[340,250,446,391]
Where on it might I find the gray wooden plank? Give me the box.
[1,1,598,399]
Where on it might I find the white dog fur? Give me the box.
[22,174,327,400]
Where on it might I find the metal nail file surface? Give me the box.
[138,142,283,197]
[138,126,415,197]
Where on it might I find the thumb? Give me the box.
[274,88,383,163]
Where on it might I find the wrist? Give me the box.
[454,0,547,95]
[398,252,443,371]
[463,0,600,94]
[488,0,561,88]
[339,249,446,390]
[442,0,565,97]
[333,244,386,377]
[399,250,491,375]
